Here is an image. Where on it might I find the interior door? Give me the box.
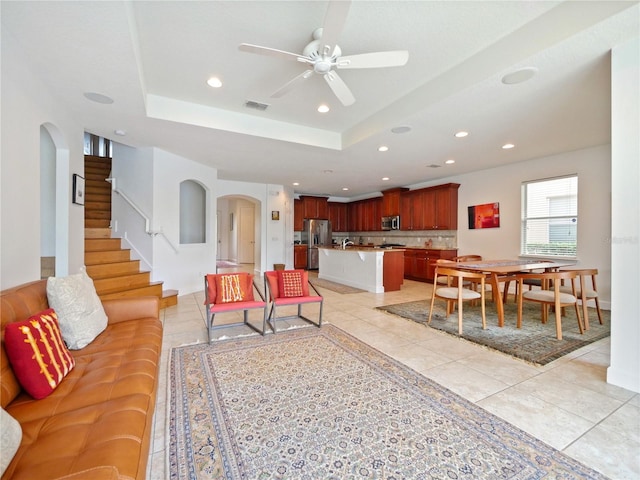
[238,205,255,264]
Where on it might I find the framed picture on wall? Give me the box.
[468,202,500,229]
[272,210,280,221]
[72,174,85,206]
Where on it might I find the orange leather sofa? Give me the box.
[1,279,163,480]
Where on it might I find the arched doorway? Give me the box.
[40,123,70,278]
[216,195,261,271]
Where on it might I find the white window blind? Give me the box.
[521,175,578,257]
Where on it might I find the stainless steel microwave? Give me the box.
[381,215,401,231]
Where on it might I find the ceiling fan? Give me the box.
[238,0,409,106]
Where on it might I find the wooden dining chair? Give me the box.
[428,266,487,335]
[515,270,583,340]
[559,268,603,330]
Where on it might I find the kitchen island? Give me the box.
[318,246,404,293]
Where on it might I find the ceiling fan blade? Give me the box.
[319,0,351,57]
[324,71,355,106]
[336,51,409,69]
[271,69,314,98]
[239,43,306,63]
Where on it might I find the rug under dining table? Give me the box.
[168,325,607,479]
[377,300,610,365]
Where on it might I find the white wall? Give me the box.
[111,144,155,269]
[410,145,612,305]
[40,126,57,257]
[608,36,639,393]
[152,149,218,295]
[1,30,84,289]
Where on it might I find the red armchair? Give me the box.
[204,273,267,342]
[264,270,323,334]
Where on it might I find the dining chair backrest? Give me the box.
[559,268,603,329]
[453,255,482,262]
[515,270,583,340]
[429,266,487,334]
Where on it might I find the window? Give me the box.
[521,175,577,257]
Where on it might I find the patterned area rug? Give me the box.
[377,300,610,365]
[169,325,607,479]
[308,272,366,294]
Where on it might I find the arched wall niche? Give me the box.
[180,179,207,244]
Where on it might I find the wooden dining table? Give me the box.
[454,259,576,327]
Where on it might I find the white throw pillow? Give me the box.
[46,267,108,349]
[1,408,22,475]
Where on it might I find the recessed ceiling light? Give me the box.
[391,126,412,134]
[207,77,222,88]
[293,182,300,186]
[454,131,469,138]
[114,129,126,136]
[445,159,455,164]
[342,187,349,191]
[317,104,330,113]
[382,177,390,181]
[502,143,515,149]
[378,145,389,152]
[501,67,538,85]
[83,92,114,104]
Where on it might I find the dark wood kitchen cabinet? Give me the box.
[382,187,407,216]
[400,183,459,230]
[403,248,457,282]
[328,201,349,232]
[294,199,303,231]
[299,195,328,220]
[294,244,308,269]
[348,197,381,231]
[422,183,460,230]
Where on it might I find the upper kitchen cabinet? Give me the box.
[328,202,349,232]
[423,183,460,230]
[381,188,408,216]
[400,183,460,230]
[348,197,381,231]
[299,195,329,219]
[294,199,304,231]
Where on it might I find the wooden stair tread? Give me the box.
[94,273,153,295]
[86,260,142,279]
[161,290,179,308]
[98,282,164,301]
[85,228,112,238]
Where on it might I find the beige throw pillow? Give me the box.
[46,266,108,349]
[1,408,22,475]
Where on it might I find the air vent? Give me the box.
[245,100,270,111]
[427,164,441,168]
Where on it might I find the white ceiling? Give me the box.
[2,1,639,198]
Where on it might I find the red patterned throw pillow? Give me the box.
[277,270,304,297]
[214,274,251,303]
[4,309,75,399]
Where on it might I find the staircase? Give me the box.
[84,155,178,308]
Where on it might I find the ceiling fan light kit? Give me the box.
[238,0,409,107]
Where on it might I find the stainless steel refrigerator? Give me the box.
[301,219,332,269]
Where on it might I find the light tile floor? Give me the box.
[148,267,640,479]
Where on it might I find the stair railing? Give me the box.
[106,177,179,253]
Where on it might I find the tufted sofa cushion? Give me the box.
[1,279,162,480]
